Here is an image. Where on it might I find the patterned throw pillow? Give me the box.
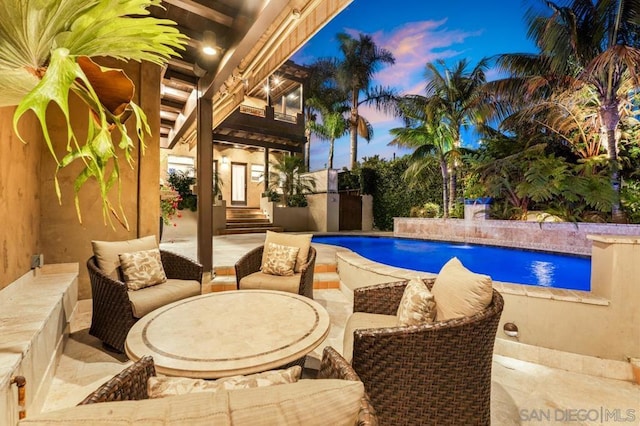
[118,248,167,291]
[147,366,302,399]
[396,277,437,326]
[261,242,300,276]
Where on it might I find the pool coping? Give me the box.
[333,249,608,306]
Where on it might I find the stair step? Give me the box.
[218,226,284,235]
[226,218,271,224]
[226,222,275,229]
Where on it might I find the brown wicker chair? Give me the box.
[78,348,378,426]
[234,245,316,299]
[349,279,504,426]
[87,250,203,353]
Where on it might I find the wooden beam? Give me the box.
[196,84,214,275]
[163,0,233,27]
[213,132,303,153]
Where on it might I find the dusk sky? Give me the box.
[292,0,539,171]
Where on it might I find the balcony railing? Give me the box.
[274,111,297,123]
[239,105,266,117]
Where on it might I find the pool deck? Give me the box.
[39,212,639,424]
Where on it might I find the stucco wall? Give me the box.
[0,106,42,290]
[39,60,162,299]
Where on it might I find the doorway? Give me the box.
[231,162,247,206]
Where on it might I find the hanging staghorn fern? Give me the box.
[0,0,187,228]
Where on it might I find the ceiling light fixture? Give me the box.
[202,30,218,56]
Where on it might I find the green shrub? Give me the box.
[410,202,441,218]
[167,170,197,211]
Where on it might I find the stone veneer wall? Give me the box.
[394,218,640,255]
[0,106,42,290]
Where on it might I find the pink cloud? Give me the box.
[345,20,482,93]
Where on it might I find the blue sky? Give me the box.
[292,0,539,171]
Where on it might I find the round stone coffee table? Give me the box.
[125,290,330,378]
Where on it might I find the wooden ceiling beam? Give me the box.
[212,132,302,153]
[163,0,234,27]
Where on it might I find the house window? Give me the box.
[167,155,195,176]
[251,164,264,182]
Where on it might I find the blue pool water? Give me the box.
[312,236,591,291]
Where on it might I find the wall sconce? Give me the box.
[221,156,228,165]
[202,30,218,56]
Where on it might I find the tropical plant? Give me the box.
[421,58,489,213]
[160,183,181,225]
[0,0,186,228]
[410,202,441,218]
[167,170,196,211]
[268,156,316,207]
[335,32,397,169]
[390,96,456,217]
[491,0,640,221]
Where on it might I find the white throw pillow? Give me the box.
[430,257,493,321]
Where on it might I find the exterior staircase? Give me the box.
[218,207,284,235]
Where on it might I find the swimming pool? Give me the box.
[312,236,591,291]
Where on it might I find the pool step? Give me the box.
[203,263,338,294]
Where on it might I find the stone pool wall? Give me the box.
[394,218,640,255]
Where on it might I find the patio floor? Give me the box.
[41,211,639,425]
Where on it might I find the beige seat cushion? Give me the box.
[343,312,397,363]
[148,366,302,398]
[19,392,231,425]
[261,231,312,272]
[430,257,493,321]
[128,279,201,318]
[19,380,364,426]
[92,235,158,279]
[229,379,364,426]
[239,271,301,294]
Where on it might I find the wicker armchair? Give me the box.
[87,250,203,353]
[235,245,316,299]
[349,279,504,426]
[78,348,378,426]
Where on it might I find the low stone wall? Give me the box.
[394,218,640,255]
[0,264,78,425]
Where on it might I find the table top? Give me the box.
[125,290,330,378]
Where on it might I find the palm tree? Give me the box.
[493,0,640,221]
[304,58,343,170]
[422,58,489,212]
[268,155,316,207]
[389,111,454,218]
[335,32,397,169]
[307,98,349,169]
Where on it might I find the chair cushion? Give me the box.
[262,231,312,273]
[119,248,167,291]
[229,379,364,426]
[396,277,436,326]
[261,242,299,276]
[239,271,301,294]
[19,380,363,426]
[91,235,157,279]
[19,392,231,425]
[128,278,201,318]
[147,366,302,398]
[431,257,493,321]
[343,312,397,363]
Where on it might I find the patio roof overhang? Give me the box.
[153,0,353,273]
[154,0,352,150]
